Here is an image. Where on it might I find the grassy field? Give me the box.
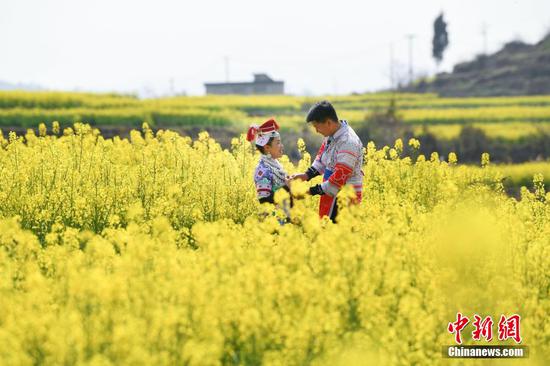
[2,91,550,140]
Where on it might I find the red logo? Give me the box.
[498,314,522,343]
[472,314,493,341]
[448,313,522,344]
[448,312,469,344]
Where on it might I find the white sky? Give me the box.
[1,0,549,96]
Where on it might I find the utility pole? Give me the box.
[481,23,489,55]
[389,42,395,90]
[406,34,416,85]
[169,77,175,96]
[224,56,230,82]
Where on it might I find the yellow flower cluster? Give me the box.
[401,105,550,123]
[0,124,549,365]
[413,122,550,141]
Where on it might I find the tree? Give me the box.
[356,98,413,148]
[456,125,488,162]
[432,13,449,67]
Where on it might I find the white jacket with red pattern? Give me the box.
[311,120,363,197]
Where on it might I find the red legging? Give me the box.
[319,164,362,221]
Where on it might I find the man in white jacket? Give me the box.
[291,101,364,221]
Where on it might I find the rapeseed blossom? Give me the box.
[0,124,548,365]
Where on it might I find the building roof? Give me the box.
[204,73,283,87]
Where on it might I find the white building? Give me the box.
[204,73,284,95]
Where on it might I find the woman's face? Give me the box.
[265,137,284,159]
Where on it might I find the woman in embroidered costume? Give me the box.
[246,119,292,207]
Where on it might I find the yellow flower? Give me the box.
[52,121,60,135]
[408,138,420,150]
[297,138,306,155]
[394,138,403,156]
[289,180,309,199]
[38,122,47,137]
[481,152,490,167]
[448,152,458,165]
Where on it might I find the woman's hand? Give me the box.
[289,173,308,181]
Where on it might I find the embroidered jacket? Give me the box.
[310,120,363,197]
[253,156,289,203]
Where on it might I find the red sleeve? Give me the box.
[327,163,354,189]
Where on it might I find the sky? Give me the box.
[1,0,550,97]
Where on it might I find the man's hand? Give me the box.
[309,184,324,196]
[289,173,308,181]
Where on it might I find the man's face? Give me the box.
[310,119,331,137]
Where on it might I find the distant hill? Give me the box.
[406,34,550,96]
[0,80,44,91]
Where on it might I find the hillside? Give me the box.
[0,80,44,91]
[408,34,550,96]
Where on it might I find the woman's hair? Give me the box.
[256,137,275,154]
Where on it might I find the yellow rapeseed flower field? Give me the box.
[0,123,548,365]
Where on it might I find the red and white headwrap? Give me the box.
[246,118,280,147]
